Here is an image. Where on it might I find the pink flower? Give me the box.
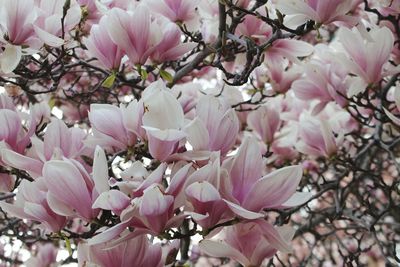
[1,118,86,179]
[199,220,295,266]
[247,105,281,145]
[106,6,155,65]
[43,159,98,221]
[84,16,124,70]
[221,137,309,219]
[149,18,196,64]
[89,163,192,245]
[185,95,239,155]
[264,61,301,94]
[0,0,40,72]
[78,234,163,267]
[0,178,66,232]
[338,26,395,96]
[34,0,81,47]
[87,104,137,151]
[296,115,342,158]
[185,181,228,229]
[142,81,186,161]
[0,0,38,46]
[42,147,109,222]
[145,0,199,26]
[276,0,359,26]
[25,243,58,267]
[291,61,348,112]
[265,39,313,65]
[236,14,272,44]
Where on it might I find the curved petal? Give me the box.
[199,240,251,267]
[243,165,303,211]
[223,199,264,220]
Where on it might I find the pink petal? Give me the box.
[229,137,263,203]
[43,160,93,220]
[243,165,303,211]
[92,190,130,213]
[199,240,251,267]
[223,199,264,220]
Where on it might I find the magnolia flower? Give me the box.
[200,220,295,266]
[149,18,196,64]
[142,81,186,161]
[276,0,359,26]
[78,234,163,267]
[145,0,199,28]
[0,0,40,73]
[105,6,154,65]
[87,104,137,151]
[25,243,58,267]
[292,61,348,113]
[0,178,66,232]
[221,137,309,219]
[185,181,228,229]
[296,115,342,158]
[41,146,109,222]
[43,159,98,221]
[236,14,273,44]
[89,163,192,245]
[1,119,86,178]
[247,105,281,145]
[265,38,314,65]
[34,0,81,47]
[185,95,239,155]
[338,26,395,96]
[84,15,124,70]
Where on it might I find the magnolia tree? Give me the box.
[0,0,399,266]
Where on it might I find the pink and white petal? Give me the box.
[133,163,167,197]
[140,186,174,216]
[212,109,240,154]
[165,212,187,229]
[166,163,192,196]
[23,202,61,231]
[1,149,43,178]
[0,44,22,73]
[160,42,197,61]
[92,190,130,213]
[223,200,264,220]
[280,192,312,208]
[199,240,251,267]
[0,201,29,219]
[276,1,318,19]
[320,120,336,156]
[229,137,263,203]
[144,128,186,161]
[255,220,293,253]
[243,165,303,211]
[347,76,368,97]
[92,146,109,194]
[47,192,75,217]
[142,90,184,130]
[43,160,93,220]
[184,118,210,151]
[88,220,131,245]
[33,25,64,47]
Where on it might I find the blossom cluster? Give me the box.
[0,0,399,266]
